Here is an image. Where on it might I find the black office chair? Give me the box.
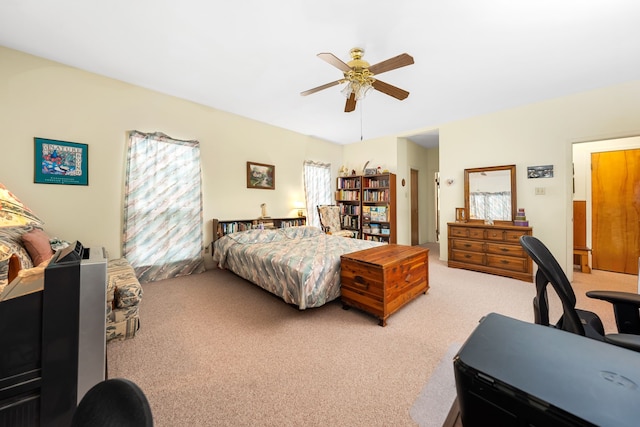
[519,235,640,352]
[71,378,153,427]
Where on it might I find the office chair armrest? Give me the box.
[587,290,640,334]
[586,290,640,306]
[605,333,640,353]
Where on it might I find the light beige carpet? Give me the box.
[107,243,636,426]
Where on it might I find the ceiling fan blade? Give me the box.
[300,80,342,96]
[344,92,357,112]
[317,53,352,72]
[372,79,410,100]
[368,53,414,75]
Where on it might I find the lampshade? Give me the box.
[341,80,373,101]
[0,183,43,227]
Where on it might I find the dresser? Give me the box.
[340,244,429,326]
[447,222,533,282]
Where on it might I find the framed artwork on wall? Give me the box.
[34,137,89,185]
[246,161,275,190]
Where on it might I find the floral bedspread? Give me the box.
[212,226,383,309]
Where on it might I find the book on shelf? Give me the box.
[337,177,361,189]
[369,206,388,222]
[362,206,371,220]
[363,188,390,202]
[335,189,360,201]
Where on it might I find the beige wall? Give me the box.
[4,44,639,276]
[436,81,640,276]
[0,46,342,268]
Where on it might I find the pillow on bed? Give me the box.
[281,226,323,240]
[21,228,54,266]
[227,229,285,244]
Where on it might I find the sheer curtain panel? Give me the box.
[123,131,205,283]
[303,161,332,229]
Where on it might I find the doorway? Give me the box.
[591,149,640,274]
[573,137,640,276]
[411,169,419,245]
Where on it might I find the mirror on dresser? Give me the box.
[451,164,532,282]
[464,164,517,224]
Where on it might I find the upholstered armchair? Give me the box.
[317,205,355,238]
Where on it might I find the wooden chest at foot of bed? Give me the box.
[340,244,429,326]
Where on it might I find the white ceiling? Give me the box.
[2,1,640,147]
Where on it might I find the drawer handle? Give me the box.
[354,275,369,290]
[405,274,412,283]
[464,243,471,248]
[464,254,472,259]
[500,260,510,265]
[500,248,509,252]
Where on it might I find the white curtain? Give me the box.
[303,161,332,228]
[123,131,205,283]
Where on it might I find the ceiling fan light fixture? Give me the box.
[301,47,414,112]
[341,80,373,101]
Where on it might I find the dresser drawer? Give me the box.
[486,242,525,258]
[451,249,485,266]
[449,226,469,238]
[451,239,484,253]
[486,254,528,272]
[504,230,528,243]
[468,228,485,239]
[485,229,505,241]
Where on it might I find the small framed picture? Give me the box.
[527,165,554,179]
[455,207,467,222]
[246,161,275,190]
[34,137,89,186]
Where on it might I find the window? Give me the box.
[303,161,332,228]
[123,131,205,283]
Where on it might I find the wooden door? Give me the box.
[411,169,419,245]
[592,149,640,274]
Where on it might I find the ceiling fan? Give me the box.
[301,47,414,113]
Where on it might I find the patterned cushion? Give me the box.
[317,206,354,237]
[106,258,142,342]
[317,205,342,233]
[106,305,140,342]
[108,258,143,309]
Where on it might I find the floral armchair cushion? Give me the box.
[316,205,353,238]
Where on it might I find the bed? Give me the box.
[212,226,383,309]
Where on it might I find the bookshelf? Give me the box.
[212,217,306,243]
[334,173,397,244]
[361,173,396,244]
[336,176,362,238]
